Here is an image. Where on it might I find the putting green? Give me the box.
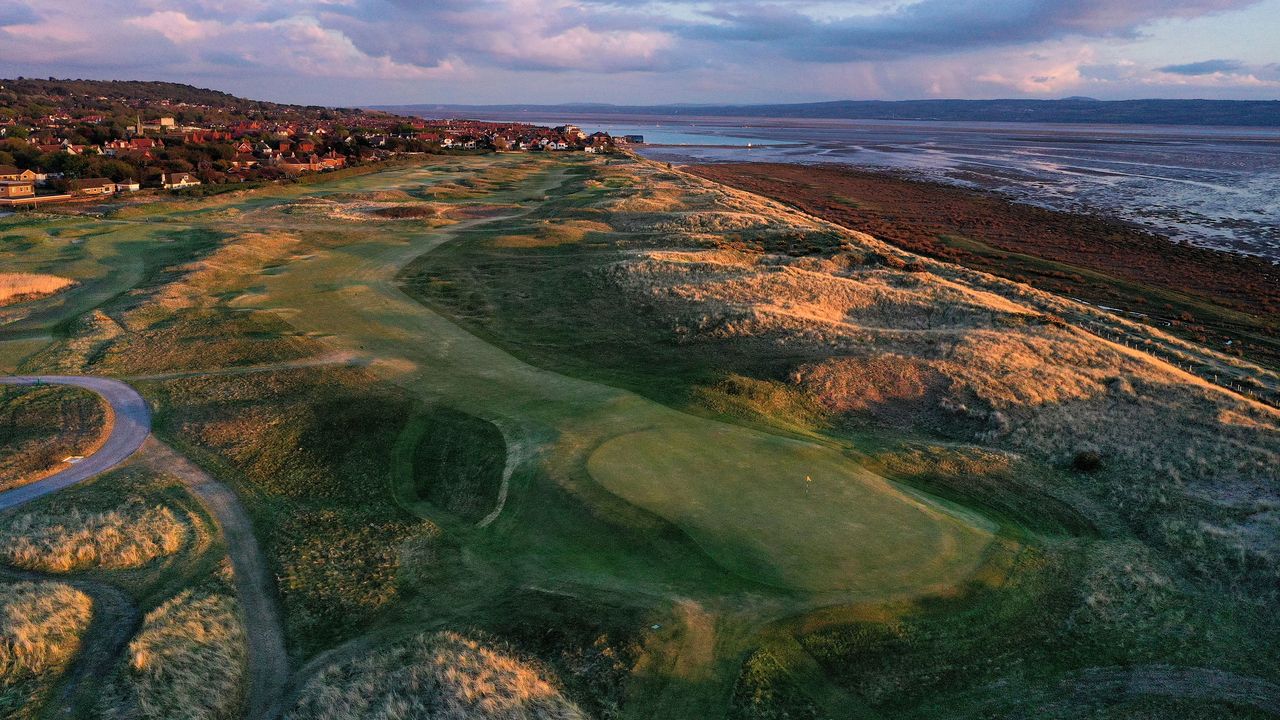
[588,426,994,594]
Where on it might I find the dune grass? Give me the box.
[0,385,110,492]
[0,581,93,719]
[0,273,75,306]
[286,630,585,720]
[0,498,189,573]
[9,153,1276,718]
[0,465,208,582]
[103,585,246,720]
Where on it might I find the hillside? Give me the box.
[0,78,352,116]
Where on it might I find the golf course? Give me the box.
[2,152,1277,719]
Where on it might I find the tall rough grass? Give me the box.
[0,385,109,491]
[0,273,75,306]
[0,581,93,718]
[287,630,586,720]
[0,498,190,572]
[103,590,246,720]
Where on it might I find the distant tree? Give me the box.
[42,153,90,178]
[92,158,137,181]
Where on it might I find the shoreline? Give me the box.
[685,161,1280,371]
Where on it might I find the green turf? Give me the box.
[6,154,1271,719]
[410,406,507,524]
[588,426,993,593]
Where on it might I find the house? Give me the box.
[0,165,38,182]
[0,180,35,198]
[555,125,587,141]
[115,180,141,193]
[276,153,323,174]
[319,150,346,169]
[104,139,132,155]
[68,177,115,196]
[161,172,201,189]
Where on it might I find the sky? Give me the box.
[1,0,1278,106]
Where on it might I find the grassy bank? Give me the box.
[1,152,1275,719]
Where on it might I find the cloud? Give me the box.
[128,11,222,44]
[317,0,682,72]
[0,0,1275,103]
[1157,58,1245,75]
[682,0,1266,62]
[0,4,38,26]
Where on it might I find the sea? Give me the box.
[468,112,1280,262]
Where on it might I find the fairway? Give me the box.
[0,154,1020,717]
[588,426,993,593]
[228,159,996,601]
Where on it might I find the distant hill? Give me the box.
[0,77,368,114]
[379,98,1280,127]
[2,78,276,111]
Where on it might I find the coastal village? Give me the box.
[0,79,635,207]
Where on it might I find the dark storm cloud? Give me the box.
[1158,58,1246,74]
[682,0,1263,62]
[0,4,38,26]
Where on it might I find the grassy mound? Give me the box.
[0,497,190,572]
[412,407,507,523]
[286,630,585,720]
[369,205,438,219]
[103,588,246,720]
[0,273,75,306]
[0,581,93,719]
[0,385,109,492]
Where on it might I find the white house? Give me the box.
[161,172,201,190]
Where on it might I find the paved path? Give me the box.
[0,376,151,511]
[0,375,289,720]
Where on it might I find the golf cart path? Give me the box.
[0,375,288,720]
[0,376,150,512]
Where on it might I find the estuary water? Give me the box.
[474,112,1280,261]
